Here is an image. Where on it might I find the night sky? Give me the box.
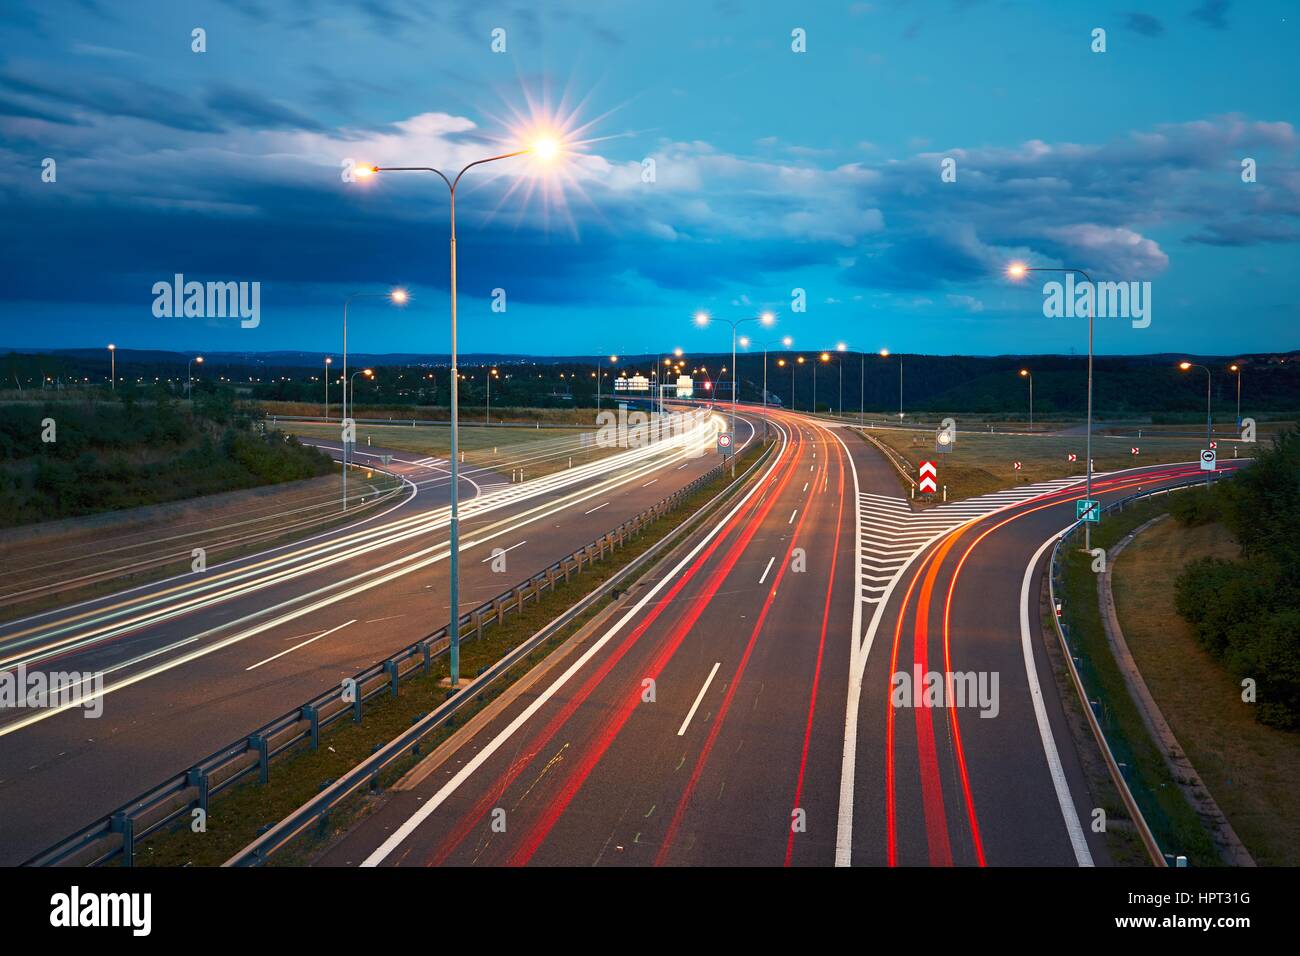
[0,0,1296,357]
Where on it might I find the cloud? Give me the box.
[1190,0,1231,30]
[1123,12,1164,37]
[203,84,326,132]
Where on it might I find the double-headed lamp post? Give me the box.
[355,135,561,688]
[1008,261,1097,548]
[694,309,775,469]
[1020,368,1033,430]
[745,334,792,418]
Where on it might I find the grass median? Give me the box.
[130,445,761,867]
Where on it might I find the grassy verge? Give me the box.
[863,426,1237,501]
[130,446,759,867]
[258,401,606,426]
[0,470,400,623]
[1057,494,1221,865]
[1113,518,1300,866]
[281,421,616,480]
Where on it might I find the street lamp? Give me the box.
[747,334,792,419]
[878,348,902,422]
[187,355,203,399]
[693,310,775,470]
[1020,368,1033,430]
[324,356,333,420]
[355,134,562,688]
[1008,262,1097,547]
[486,367,499,424]
[1179,361,1213,448]
[340,288,407,512]
[1228,363,1243,427]
[107,344,116,391]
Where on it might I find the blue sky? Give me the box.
[0,0,1297,357]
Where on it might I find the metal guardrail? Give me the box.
[851,427,918,488]
[1046,473,1225,868]
[222,439,776,866]
[25,443,770,867]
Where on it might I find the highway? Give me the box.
[316,406,1237,867]
[0,407,741,863]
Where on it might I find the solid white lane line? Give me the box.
[358,421,791,867]
[677,662,722,736]
[584,502,609,515]
[788,509,798,524]
[480,540,527,562]
[803,482,809,492]
[1020,532,1094,866]
[758,556,776,585]
[245,619,355,671]
[643,479,658,487]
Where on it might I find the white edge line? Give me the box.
[246,619,356,671]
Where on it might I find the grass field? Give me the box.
[1113,518,1300,866]
[859,425,1247,500]
[280,420,617,480]
[259,400,602,426]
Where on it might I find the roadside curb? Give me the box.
[1101,515,1256,867]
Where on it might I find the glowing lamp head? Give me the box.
[674,348,683,357]
[836,342,847,352]
[797,355,805,364]
[777,359,786,367]
[1179,361,1192,371]
[390,288,409,305]
[1020,368,1029,377]
[879,348,890,358]
[195,356,204,364]
[739,336,750,348]
[694,311,709,327]
[530,136,560,164]
[1006,261,1028,280]
[759,311,775,326]
[1229,364,1239,372]
[107,343,115,351]
[820,352,830,362]
[609,354,618,363]
[355,164,378,179]
[363,368,374,377]
[782,336,793,347]
[325,357,333,365]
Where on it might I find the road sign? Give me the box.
[1076,499,1101,523]
[717,432,734,456]
[1131,447,1140,455]
[1067,453,1078,463]
[1200,448,1217,471]
[1209,440,1217,449]
[1013,461,1022,470]
[935,430,953,454]
[918,460,938,494]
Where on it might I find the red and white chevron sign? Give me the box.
[1131,446,1140,455]
[919,460,938,493]
[1013,461,1022,470]
[1067,453,1078,463]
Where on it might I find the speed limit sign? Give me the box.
[717,432,734,456]
[1200,448,1217,471]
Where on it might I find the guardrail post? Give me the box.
[302,704,320,750]
[417,640,431,674]
[188,767,210,814]
[385,660,399,697]
[112,811,134,867]
[352,689,362,724]
[473,610,483,641]
[249,733,269,785]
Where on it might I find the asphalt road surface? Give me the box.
[319,408,1236,867]
[0,408,742,863]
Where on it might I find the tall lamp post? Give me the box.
[107,344,116,391]
[748,334,792,418]
[355,135,561,687]
[187,355,204,399]
[339,288,407,512]
[486,366,498,424]
[1008,262,1097,548]
[1228,363,1243,427]
[1020,368,1033,430]
[1179,361,1213,447]
[324,356,333,419]
[694,310,775,468]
